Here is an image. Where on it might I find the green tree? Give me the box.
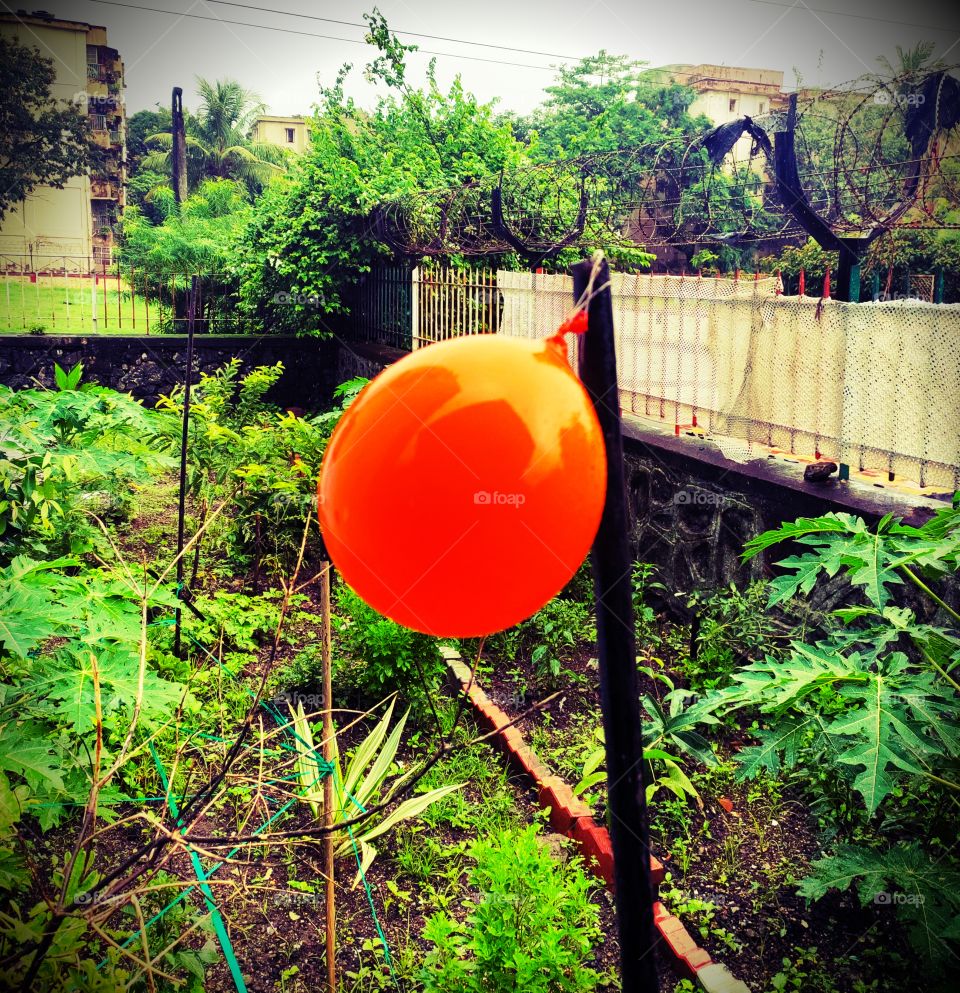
[232,12,527,334]
[120,178,250,273]
[527,52,705,161]
[517,54,718,270]
[143,78,286,192]
[125,107,171,173]
[875,41,944,80]
[119,179,251,330]
[0,37,94,222]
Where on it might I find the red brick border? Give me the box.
[442,650,751,992]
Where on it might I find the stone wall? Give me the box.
[622,417,953,613]
[336,339,406,385]
[0,334,337,408]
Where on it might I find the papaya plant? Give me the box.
[706,497,960,967]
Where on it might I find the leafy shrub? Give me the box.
[0,363,172,561]
[185,589,306,653]
[632,561,668,648]
[708,501,960,970]
[528,597,594,685]
[421,824,602,993]
[559,558,594,602]
[334,584,446,714]
[681,580,780,691]
[0,557,195,822]
[288,697,462,882]
[574,672,719,811]
[158,362,365,578]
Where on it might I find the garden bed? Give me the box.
[2,363,956,993]
[465,591,930,993]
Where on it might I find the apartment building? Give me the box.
[0,10,126,270]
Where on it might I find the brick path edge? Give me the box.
[441,647,751,993]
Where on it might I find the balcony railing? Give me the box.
[90,180,115,198]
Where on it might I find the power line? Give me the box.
[200,0,582,62]
[742,0,960,34]
[81,0,564,71]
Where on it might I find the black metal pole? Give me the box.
[171,87,187,205]
[174,275,198,659]
[573,257,659,993]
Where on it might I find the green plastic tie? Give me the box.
[333,770,397,984]
[149,742,248,993]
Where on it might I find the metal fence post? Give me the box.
[934,266,945,304]
[573,256,659,993]
[410,266,420,350]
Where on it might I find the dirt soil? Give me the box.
[480,637,918,993]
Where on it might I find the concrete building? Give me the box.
[252,115,312,154]
[0,10,126,271]
[648,64,789,162]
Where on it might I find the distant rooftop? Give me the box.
[646,63,785,92]
[1,9,105,31]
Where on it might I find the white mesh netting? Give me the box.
[497,270,960,490]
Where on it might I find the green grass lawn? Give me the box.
[0,277,162,334]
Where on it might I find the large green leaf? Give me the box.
[0,721,63,792]
[741,512,860,561]
[341,699,396,801]
[800,842,960,964]
[38,645,190,734]
[347,782,464,850]
[734,716,811,781]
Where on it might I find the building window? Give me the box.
[285,128,295,143]
[90,113,107,131]
[729,98,737,112]
[759,101,766,114]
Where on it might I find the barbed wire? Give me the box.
[371,68,960,261]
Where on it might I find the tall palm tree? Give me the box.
[143,77,288,192]
[875,42,943,81]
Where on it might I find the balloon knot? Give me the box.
[556,310,588,337]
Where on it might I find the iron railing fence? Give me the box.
[0,256,251,335]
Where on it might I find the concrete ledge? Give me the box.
[622,413,950,526]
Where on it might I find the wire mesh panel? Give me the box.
[497,270,578,367]
[909,274,935,302]
[492,269,960,490]
[839,300,960,488]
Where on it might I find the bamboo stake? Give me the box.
[321,562,336,993]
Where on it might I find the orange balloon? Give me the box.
[317,333,606,636]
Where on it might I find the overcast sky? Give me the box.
[7,0,960,116]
